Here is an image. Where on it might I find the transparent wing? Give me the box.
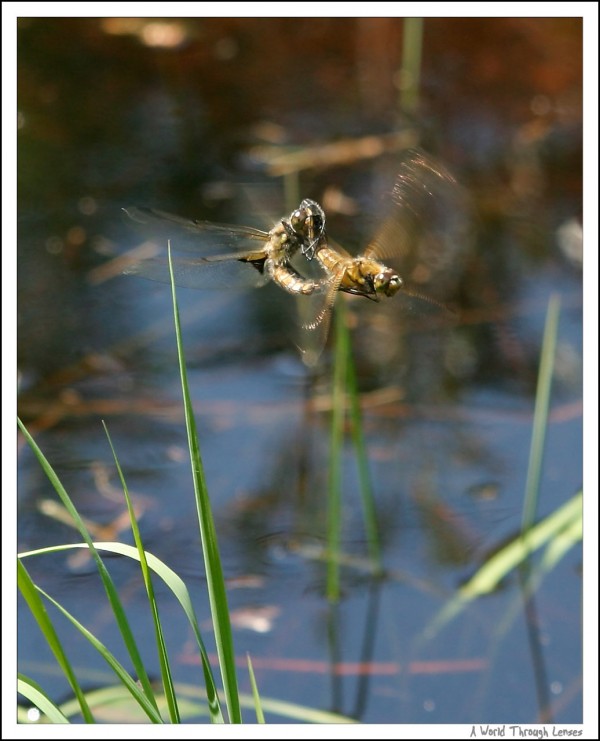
[123,206,272,255]
[323,236,353,261]
[296,270,345,367]
[364,150,471,304]
[124,253,269,290]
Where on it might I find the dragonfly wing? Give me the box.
[124,254,269,290]
[324,236,353,260]
[123,206,271,255]
[364,150,471,303]
[296,271,345,367]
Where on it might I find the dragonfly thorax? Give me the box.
[350,257,404,298]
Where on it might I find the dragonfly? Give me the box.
[123,196,328,295]
[123,150,465,365]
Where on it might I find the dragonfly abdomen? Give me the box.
[265,260,320,296]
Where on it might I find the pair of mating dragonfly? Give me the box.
[123,151,461,365]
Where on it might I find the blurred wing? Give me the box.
[123,206,271,255]
[296,270,345,367]
[124,253,269,290]
[323,236,354,260]
[364,150,471,303]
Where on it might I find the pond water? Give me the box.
[15,17,585,727]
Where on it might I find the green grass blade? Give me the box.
[17,417,162,718]
[236,693,359,724]
[399,17,424,113]
[158,683,359,723]
[422,491,582,638]
[419,294,577,642]
[17,673,70,723]
[461,491,582,600]
[538,497,583,570]
[102,422,180,723]
[19,540,223,722]
[246,654,265,723]
[522,294,561,535]
[346,346,383,573]
[17,560,94,723]
[168,244,241,723]
[493,490,583,638]
[29,681,359,724]
[326,301,348,603]
[55,685,210,723]
[28,581,163,723]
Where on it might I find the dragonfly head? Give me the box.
[289,199,326,260]
[374,269,403,297]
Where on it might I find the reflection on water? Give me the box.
[17,17,582,725]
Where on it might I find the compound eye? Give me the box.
[375,271,403,296]
[308,212,323,233]
[290,209,306,231]
[385,274,403,296]
[300,200,326,235]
